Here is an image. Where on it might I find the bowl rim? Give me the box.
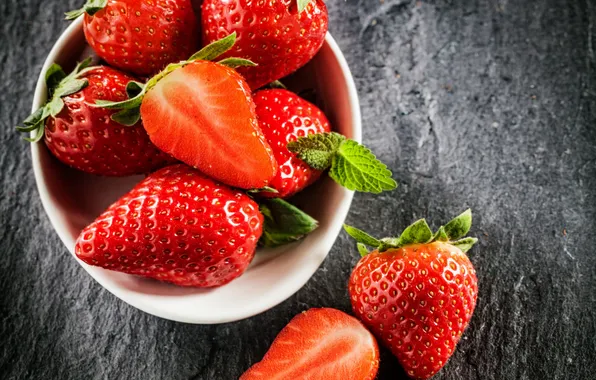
[31,17,362,324]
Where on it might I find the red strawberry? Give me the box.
[66,0,199,77]
[17,61,175,176]
[201,0,329,90]
[253,89,331,198]
[344,210,479,379]
[75,164,263,287]
[140,60,277,189]
[240,308,379,380]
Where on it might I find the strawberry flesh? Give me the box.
[241,308,379,380]
[140,61,277,190]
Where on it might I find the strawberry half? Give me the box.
[253,89,331,198]
[97,34,278,189]
[240,308,379,380]
[201,0,329,90]
[17,60,175,176]
[75,164,263,287]
[66,0,199,77]
[344,210,479,379]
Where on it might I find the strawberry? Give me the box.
[240,308,380,380]
[201,0,329,90]
[344,210,479,379]
[253,89,331,198]
[98,34,278,189]
[66,0,199,77]
[75,164,263,287]
[17,60,175,176]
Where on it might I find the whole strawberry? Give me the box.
[17,60,175,176]
[345,210,479,379]
[75,164,263,287]
[66,0,199,77]
[253,89,331,198]
[201,0,328,89]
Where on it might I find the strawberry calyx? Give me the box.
[344,209,478,256]
[258,198,318,247]
[95,33,256,126]
[296,0,317,13]
[16,58,94,143]
[65,0,108,20]
[287,132,398,193]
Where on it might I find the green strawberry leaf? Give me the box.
[218,57,257,68]
[55,78,89,98]
[126,81,145,98]
[111,107,141,126]
[287,132,346,171]
[269,80,287,89]
[329,139,397,193]
[259,198,318,248]
[451,237,478,253]
[46,96,65,117]
[394,219,433,248]
[297,0,315,13]
[343,224,382,247]
[444,208,472,240]
[248,186,279,195]
[357,243,369,257]
[45,64,67,94]
[23,124,45,143]
[432,226,449,242]
[65,0,108,20]
[189,32,237,62]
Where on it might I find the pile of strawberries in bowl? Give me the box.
[19,0,482,379]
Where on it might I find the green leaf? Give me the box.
[432,226,449,242]
[269,80,287,89]
[126,81,145,98]
[217,57,257,68]
[357,243,369,257]
[287,132,346,171]
[46,96,65,117]
[189,33,237,61]
[297,0,314,13]
[329,140,397,193]
[23,124,45,143]
[111,107,141,126]
[248,186,279,194]
[343,224,382,248]
[45,64,67,93]
[444,209,472,240]
[259,198,318,248]
[95,95,143,110]
[451,237,478,253]
[394,219,433,248]
[55,78,88,98]
[65,0,108,20]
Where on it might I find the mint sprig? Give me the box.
[287,132,397,193]
[16,58,93,143]
[259,198,318,248]
[344,209,478,254]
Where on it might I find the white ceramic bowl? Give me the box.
[31,17,361,324]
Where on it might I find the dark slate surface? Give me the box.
[1,0,596,379]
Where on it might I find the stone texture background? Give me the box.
[2,0,596,379]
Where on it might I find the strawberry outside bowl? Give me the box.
[31,16,361,324]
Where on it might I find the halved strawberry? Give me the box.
[140,60,276,189]
[240,308,379,380]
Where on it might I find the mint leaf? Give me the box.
[287,132,345,171]
[218,57,257,68]
[444,209,472,240]
[394,219,432,247]
[343,224,381,247]
[297,0,314,12]
[259,198,318,248]
[329,139,397,193]
[451,237,478,253]
[189,33,236,61]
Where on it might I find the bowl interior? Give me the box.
[32,18,361,324]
